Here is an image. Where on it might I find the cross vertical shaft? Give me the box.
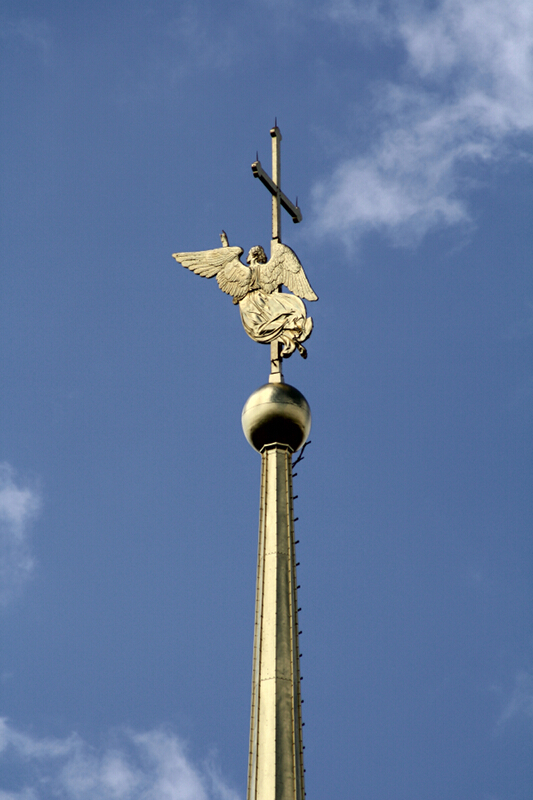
[251,125,302,384]
[271,126,282,243]
[270,126,283,382]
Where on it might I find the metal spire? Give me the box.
[172,124,316,800]
[243,128,311,800]
[243,382,310,800]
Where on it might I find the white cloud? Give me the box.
[0,720,240,800]
[314,0,533,245]
[0,464,41,607]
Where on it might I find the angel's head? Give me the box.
[246,246,268,265]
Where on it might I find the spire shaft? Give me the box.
[247,444,305,800]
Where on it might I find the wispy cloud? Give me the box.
[0,17,52,62]
[0,720,240,800]
[117,3,241,104]
[165,3,241,73]
[0,464,41,607]
[498,670,533,727]
[314,0,533,245]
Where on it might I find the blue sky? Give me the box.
[1,1,532,798]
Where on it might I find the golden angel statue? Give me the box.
[173,231,318,359]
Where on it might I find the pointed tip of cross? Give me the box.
[270,120,282,139]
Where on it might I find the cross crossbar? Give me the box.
[251,161,302,224]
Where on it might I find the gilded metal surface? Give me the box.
[172,125,317,376]
[248,444,305,800]
[242,383,311,453]
[172,128,313,800]
[172,236,316,359]
[250,162,302,226]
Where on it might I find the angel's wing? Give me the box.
[258,241,318,301]
[172,245,252,303]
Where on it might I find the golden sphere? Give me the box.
[242,383,311,452]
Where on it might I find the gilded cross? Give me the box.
[252,124,302,242]
[251,125,302,380]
